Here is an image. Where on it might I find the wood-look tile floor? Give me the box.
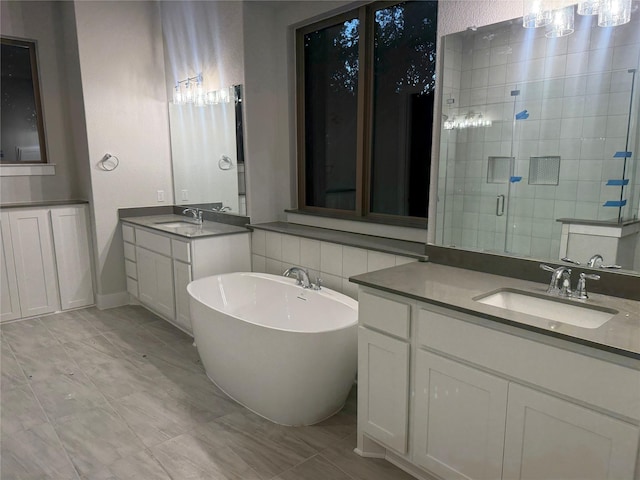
[0,305,415,480]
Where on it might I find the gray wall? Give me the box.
[0,1,83,203]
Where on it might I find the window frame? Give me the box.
[1,36,48,166]
[295,1,434,229]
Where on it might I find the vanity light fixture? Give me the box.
[173,77,235,106]
[524,0,632,35]
[173,73,203,105]
[444,112,492,130]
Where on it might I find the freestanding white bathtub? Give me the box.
[187,272,358,426]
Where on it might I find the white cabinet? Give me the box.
[9,208,59,317]
[50,206,94,310]
[136,246,175,320]
[356,287,640,480]
[413,350,507,480]
[0,205,94,322]
[358,326,410,454]
[0,212,21,322]
[123,221,250,335]
[173,259,192,332]
[504,383,639,480]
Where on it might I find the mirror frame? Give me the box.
[1,36,47,165]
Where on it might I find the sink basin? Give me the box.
[154,221,199,228]
[473,288,618,329]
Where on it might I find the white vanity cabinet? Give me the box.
[136,245,175,320]
[413,350,508,479]
[503,383,638,480]
[122,222,250,335]
[357,287,640,480]
[0,205,94,322]
[357,290,411,454]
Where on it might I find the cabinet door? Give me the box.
[9,209,59,317]
[358,326,410,453]
[0,212,21,322]
[413,350,508,480]
[173,260,192,334]
[136,246,175,320]
[50,206,94,310]
[504,383,639,480]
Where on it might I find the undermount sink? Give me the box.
[473,288,618,329]
[154,221,199,228]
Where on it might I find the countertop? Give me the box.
[249,221,429,261]
[0,199,89,209]
[122,214,249,239]
[350,262,640,359]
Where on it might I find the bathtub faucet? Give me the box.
[283,267,313,289]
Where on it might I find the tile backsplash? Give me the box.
[250,230,417,299]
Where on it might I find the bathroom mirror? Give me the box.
[1,37,47,164]
[170,84,246,215]
[434,7,640,274]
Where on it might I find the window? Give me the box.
[1,37,47,165]
[296,1,438,226]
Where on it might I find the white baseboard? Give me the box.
[95,291,130,310]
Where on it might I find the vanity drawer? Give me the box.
[359,290,411,340]
[126,277,138,298]
[123,242,136,261]
[136,228,171,256]
[171,239,191,263]
[418,305,640,420]
[122,224,135,243]
[125,259,137,279]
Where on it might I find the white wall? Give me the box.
[74,0,173,306]
[0,1,82,203]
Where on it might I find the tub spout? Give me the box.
[283,267,312,289]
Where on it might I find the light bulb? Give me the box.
[184,81,194,103]
[173,84,183,104]
[598,0,631,26]
[577,0,600,15]
[195,80,205,107]
[545,5,574,38]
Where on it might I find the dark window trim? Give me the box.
[1,36,48,165]
[295,1,435,229]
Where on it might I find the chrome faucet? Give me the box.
[540,264,572,296]
[574,272,600,299]
[587,254,603,268]
[182,208,203,225]
[586,253,621,269]
[283,267,322,290]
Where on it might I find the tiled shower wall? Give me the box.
[250,230,417,299]
[438,14,640,260]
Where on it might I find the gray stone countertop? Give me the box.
[0,199,89,209]
[122,214,249,239]
[350,262,640,359]
[249,221,429,261]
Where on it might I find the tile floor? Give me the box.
[1,305,416,479]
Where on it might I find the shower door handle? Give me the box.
[496,195,505,216]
